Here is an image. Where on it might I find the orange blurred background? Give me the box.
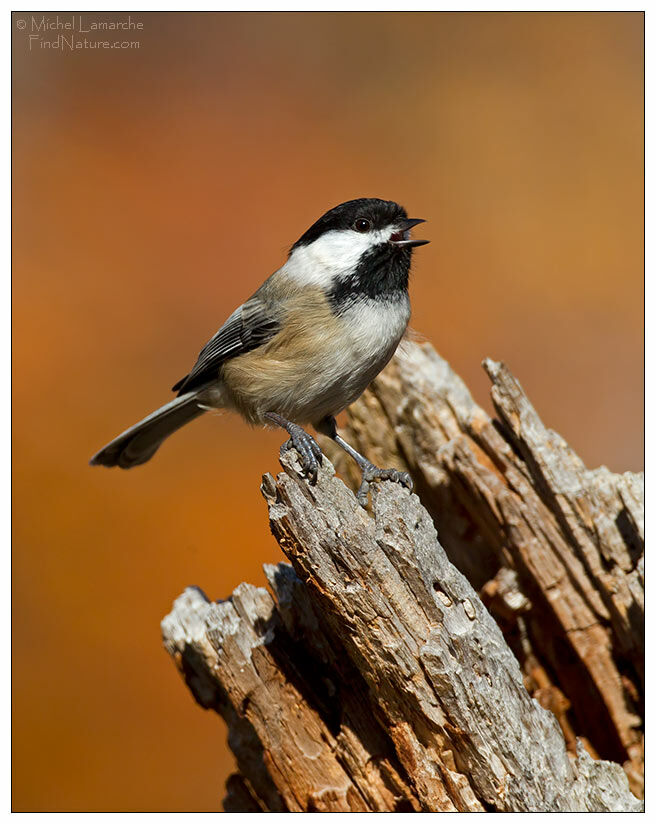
[12,11,643,812]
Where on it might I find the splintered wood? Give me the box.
[162,341,643,811]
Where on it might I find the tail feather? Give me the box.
[90,393,206,469]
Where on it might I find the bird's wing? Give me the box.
[172,295,281,395]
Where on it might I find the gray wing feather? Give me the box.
[172,295,280,394]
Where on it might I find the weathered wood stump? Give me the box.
[162,340,643,811]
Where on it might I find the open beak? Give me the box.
[390,218,429,248]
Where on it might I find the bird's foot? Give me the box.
[356,463,413,507]
[280,423,323,484]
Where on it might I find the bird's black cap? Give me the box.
[291,198,409,252]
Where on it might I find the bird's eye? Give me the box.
[353,218,371,233]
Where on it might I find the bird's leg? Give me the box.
[264,411,323,483]
[316,415,413,506]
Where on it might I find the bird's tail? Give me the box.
[90,392,206,469]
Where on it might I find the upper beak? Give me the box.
[390,218,429,248]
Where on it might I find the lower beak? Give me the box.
[390,218,429,248]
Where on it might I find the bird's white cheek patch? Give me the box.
[282,228,393,288]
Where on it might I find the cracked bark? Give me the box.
[161,340,643,811]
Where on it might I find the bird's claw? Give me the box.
[356,465,413,507]
[280,425,323,484]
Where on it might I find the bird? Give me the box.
[90,197,429,505]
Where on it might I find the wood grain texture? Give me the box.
[326,340,643,790]
[162,341,642,811]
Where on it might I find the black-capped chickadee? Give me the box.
[90,198,429,505]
